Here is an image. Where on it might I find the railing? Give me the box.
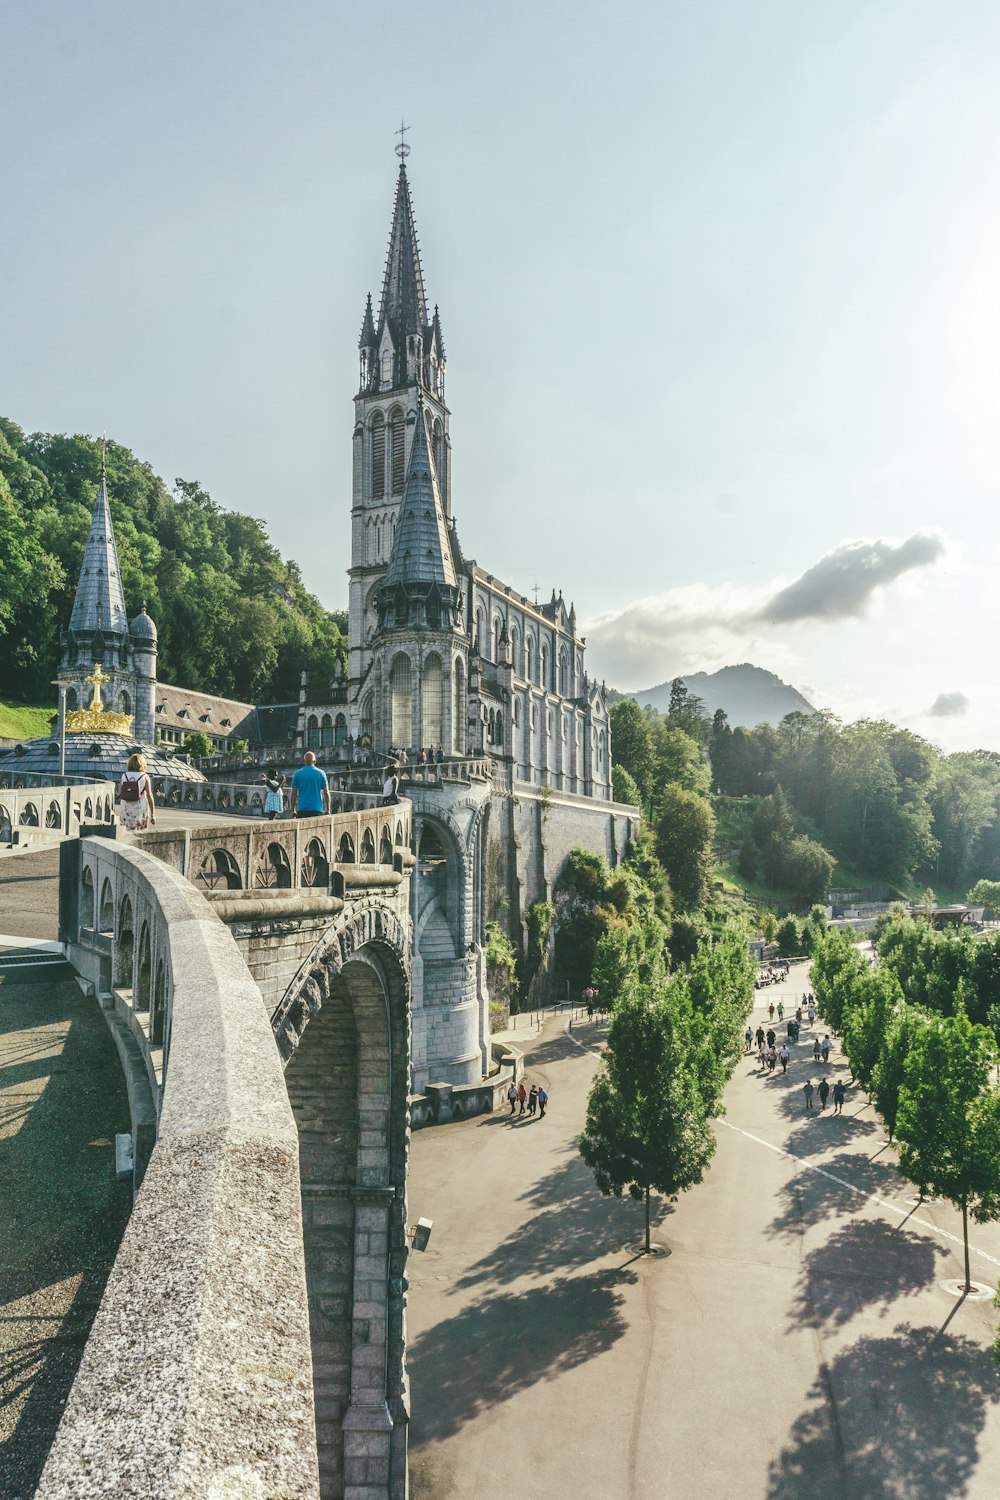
[147,775,392,817]
[39,838,319,1498]
[195,744,494,783]
[135,798,413,894]
[0,780,117,843]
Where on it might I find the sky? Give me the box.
[3,1,1000,751]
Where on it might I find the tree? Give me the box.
[580,985,716,1252]
[895,1010,1000,1291]
[869,1004,923,1142]
[759,911,778,944]
[810,927,865,1031]
[776,916,801,958]
[655,786,715,910]
[968,879,1000,920]
[609,699,655,802]
[841,967,903,1091]
[181,730,213,759]
[785,837,835,908]
[612,764,642,807]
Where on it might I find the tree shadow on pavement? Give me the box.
[408,1265,636,1444]
[782,1110,882,1160]
[790,1217,947,1330]
[450,1149,669,1291]
[767,1323,1000,1500]
[767,1151,902,1238]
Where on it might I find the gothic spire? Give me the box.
[378,164,429,338]
[68,464,128,636]
[358,292,376,348]
[384,401,456,590]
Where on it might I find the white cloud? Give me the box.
[928,692,969,718]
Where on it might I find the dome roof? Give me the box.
[130,605,158,644]
[0,735,206,784]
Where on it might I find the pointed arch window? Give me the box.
[389,407,405,494]
[371,414,385,498]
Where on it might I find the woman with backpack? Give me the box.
[118,752,156,832]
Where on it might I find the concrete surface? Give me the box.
[407,960,1000,1500]
[0,973,132,1499]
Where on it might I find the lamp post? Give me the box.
[52,679,73,781]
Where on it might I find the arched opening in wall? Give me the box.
[476,607,486,659]
[198,849,242,891]
[84,797,93,819]
[389,405,405,493]
[495,711,504,748]
[395,821,404,847]
[45,799,62,829]
[334,713,348,746]
[541,643,550,692]
[151,960,166,1046]
[321,713,333,748]
[302,838,330,889]
[20,802,39,827]
[136,923,152,1011]
[416,818,460,962]
[256,843,293,889]
[337,832,355,863]
[360,691,373,747]
[493,617,503,663]
[379,824,393,863]
[307,715,320,750]
[65,688,78,712]
[559,649,568,696]
[0,807,10,845]
[99,877,114,932]
[510,625,520,676]
[525,635,534,684]
[120,689,131,715]
[452,653,465,754]
[370,412,385,498]
[422,653,443,748]
[283,945,407,1499]
[115,897,134,989]
[390,654,413,749]
[360,827,376,864]
[81,866,95,929]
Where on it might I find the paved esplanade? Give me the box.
[407,963,1000,1499]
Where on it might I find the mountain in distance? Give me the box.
[631,664,816,728]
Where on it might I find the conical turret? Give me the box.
[69,466,128,636]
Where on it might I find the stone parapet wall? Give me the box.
[0,779,116,844]
[410,1038,523,1128]
[40,839,320,1499]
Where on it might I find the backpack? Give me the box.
[119,774,142,803]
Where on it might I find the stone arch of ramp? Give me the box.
[275,902,410,1500]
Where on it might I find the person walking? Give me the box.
[517,1082,527,1116]
[261,771,285,821]
[821,1034,831,1063]
[758,1042,767,1070]
[756,1026,766,1050]
[767,1045,777,1073]
[818,1077,830,1111]
[779,1043,790,1074]
[777,1001,784,1021]
[507,1081,518,1116]
[537,1085,548,1118]
[832,1080,846,1114]
[766,1028,776,1049]
[289,751,331,818]
[528,1083,538,1116]
[118,752,156,831]
[808,1001,816,1025]
[768,1001,775,1021]
[745,1024,754,1054]
[803,1080,815,1112]
[813,1038,822,1062]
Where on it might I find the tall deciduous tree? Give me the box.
[656,786,715,911]
[580,984,716,1252]
[895,1010,1000,1291]
[608,699,655,802]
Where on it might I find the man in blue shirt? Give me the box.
[289,751,330,818]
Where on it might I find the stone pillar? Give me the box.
[343,1185,396,1499]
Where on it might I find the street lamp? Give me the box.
[52,679,74,781]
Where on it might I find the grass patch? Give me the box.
[0,700,55,741]
[713,857,795,916]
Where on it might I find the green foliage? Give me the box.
[485,921,518,1020]
[809,928,866,1032]
[895,1010,1000,1289]
[609,699,655,801]
[656,785,716,911]
[776,916,801,958]
[611,764,642,807]
[841,966,904,1090]
[968,879,1000,919]
[869,1005,924,1142]
[181,730,213,759]
[579,984,716,1251]
[524,900,555,992]
[230,738,250,754]
[875,918,1000,1029]
[0,421,347,704]
[665,913,708,969]
[759,911,778,944]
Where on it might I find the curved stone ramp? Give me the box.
[36,840,319,1499]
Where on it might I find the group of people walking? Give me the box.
[507,1079,548,1119]
[744,1000,849,1116]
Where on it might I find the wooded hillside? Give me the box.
[0,419,346,706]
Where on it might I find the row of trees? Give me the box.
[812,926,1000,1292]
[580,919,755,1250]
[0,420,347,705]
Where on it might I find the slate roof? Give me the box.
[384,404,456,589]
[68,470,129,636]
[0,734,207,783]
[152,685,299,745]
[378,164,429,338]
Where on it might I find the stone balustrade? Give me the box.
[148,774,399,816]
[39,837,319,1498]
[0,780,116,844]
[195,744,493,785]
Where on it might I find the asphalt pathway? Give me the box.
[407,961,1000,1499]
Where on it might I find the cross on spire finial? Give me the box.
[395,119,411,162]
